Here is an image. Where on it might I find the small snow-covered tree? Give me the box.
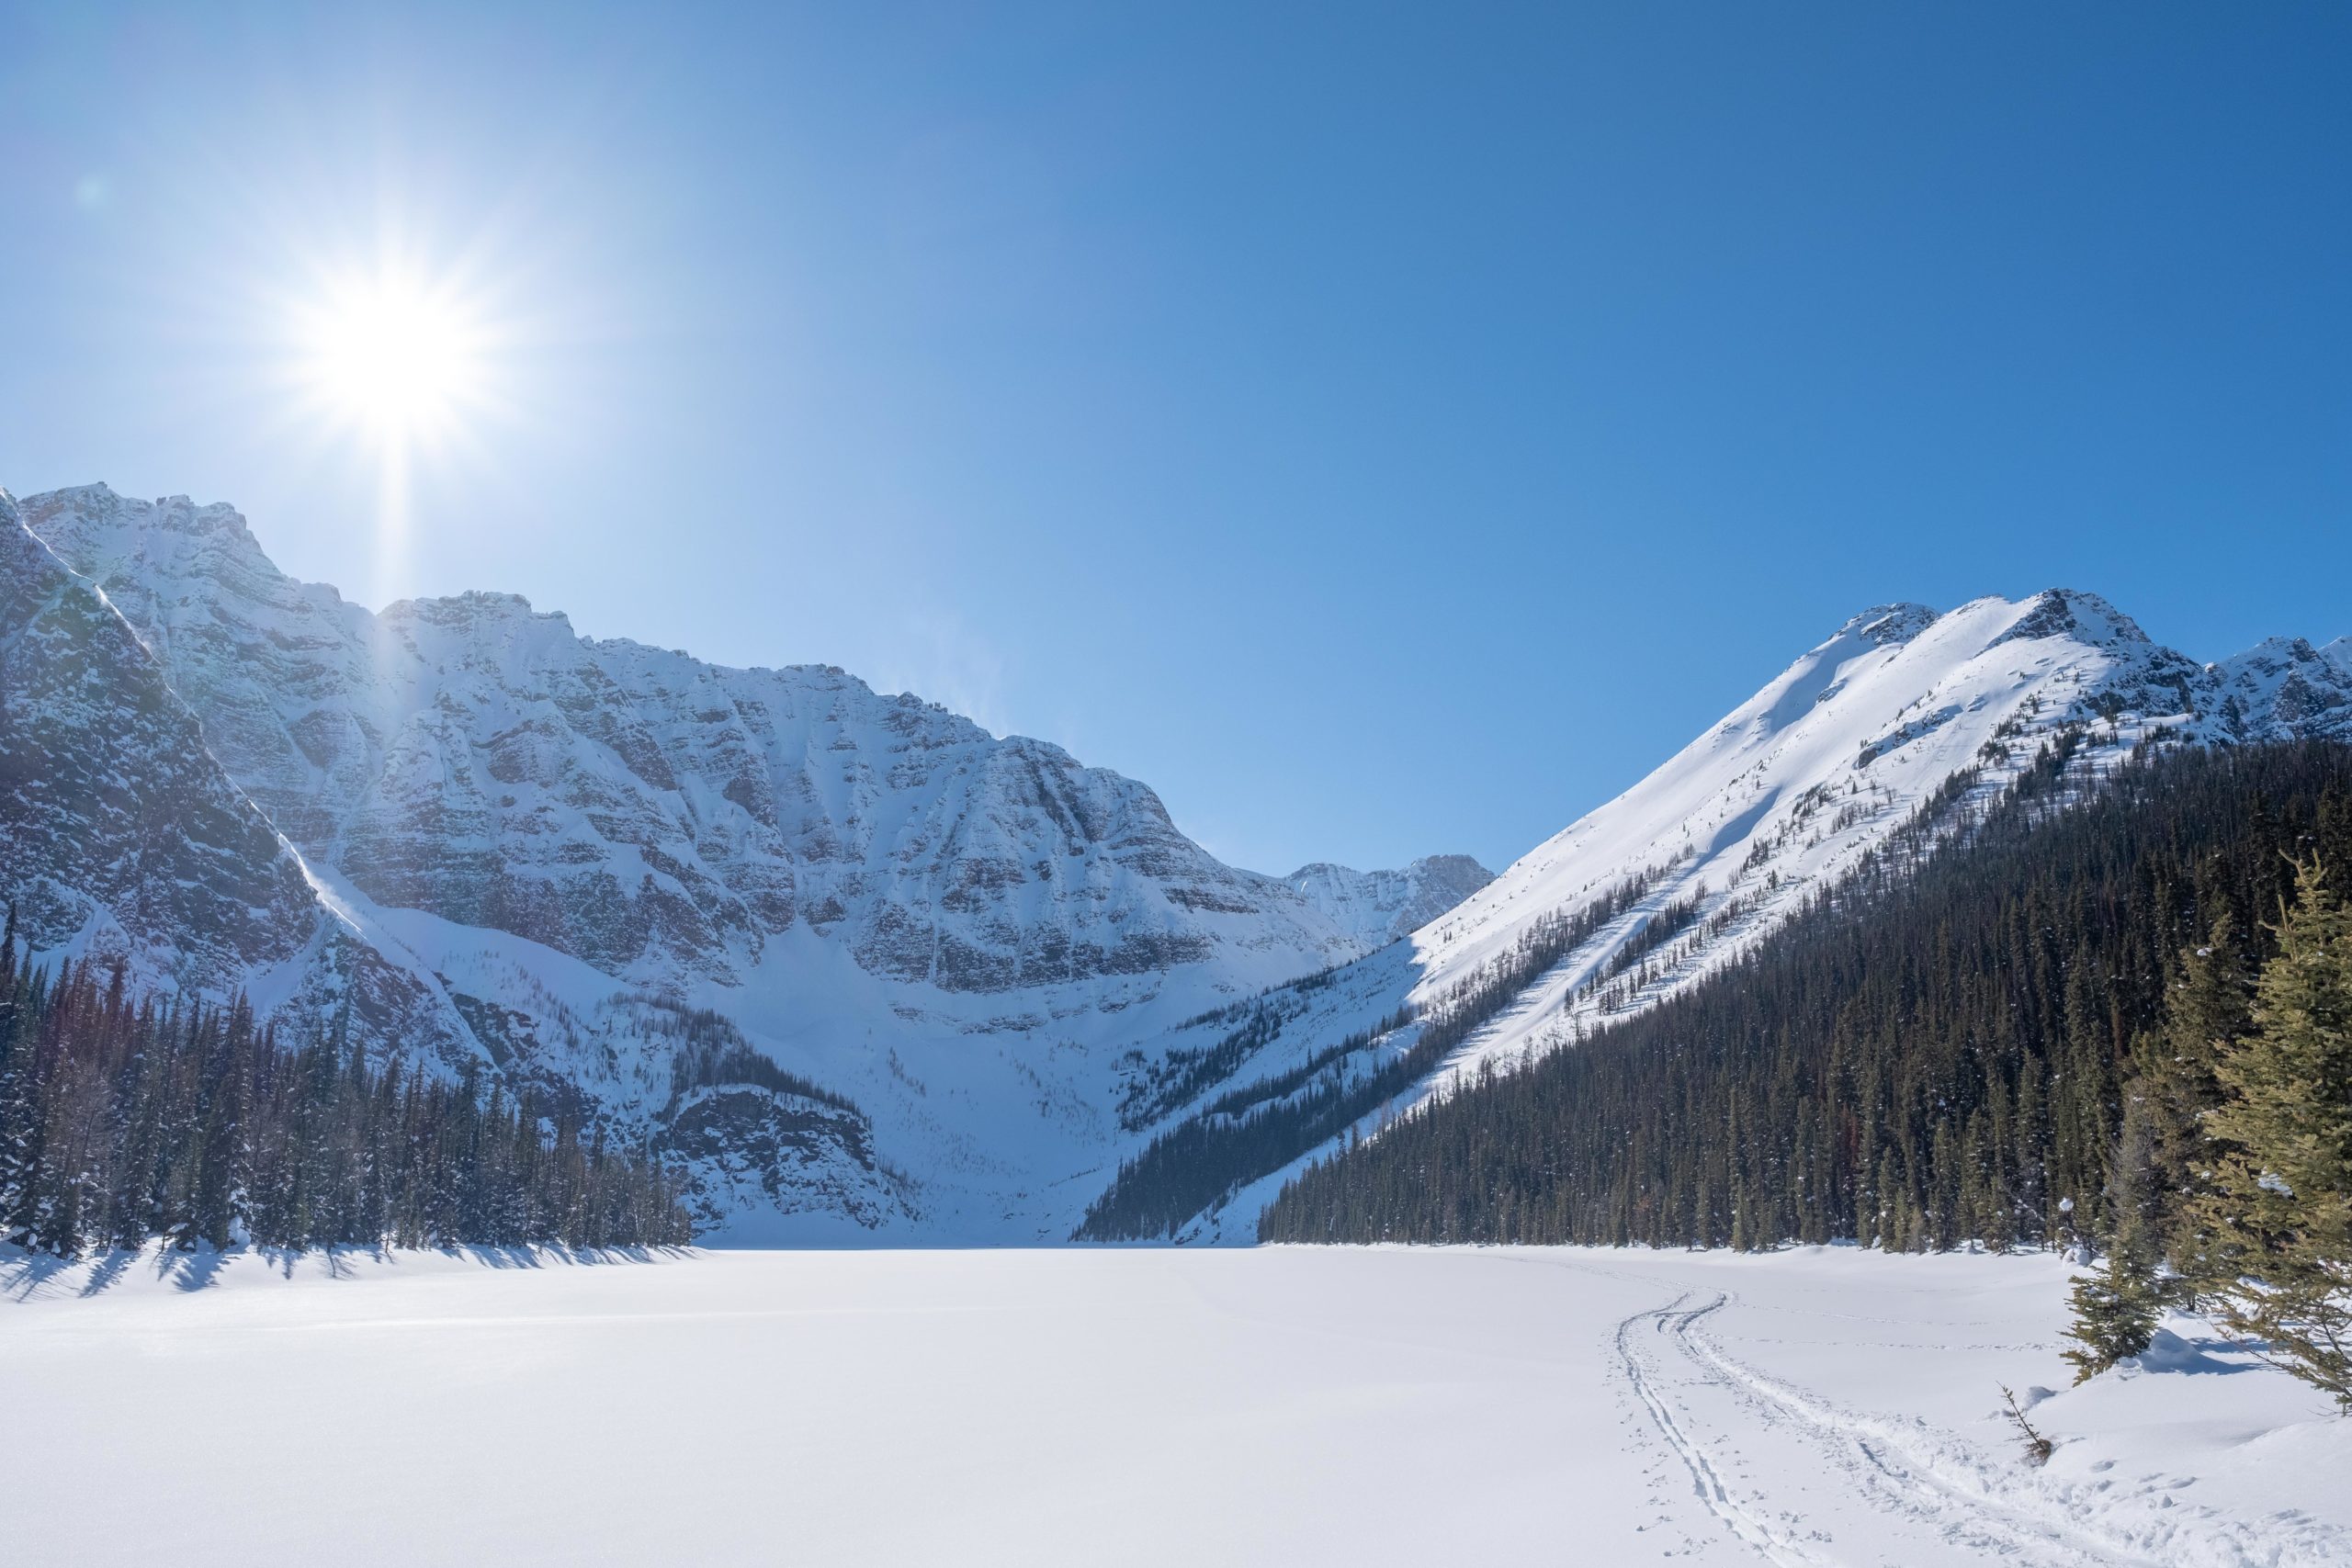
[2061,1247,2160,1382]
[2064,1101,2164,1382]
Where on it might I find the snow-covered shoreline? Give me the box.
[4,1243,2340,1566]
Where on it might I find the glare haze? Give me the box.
[2,4,2346,875]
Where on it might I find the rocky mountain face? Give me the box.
[18,485,1355,998]
[0,503,317,991]
[1,483,1488,1241]
[1099,589,2352,1241]
[1282,855,1494,950]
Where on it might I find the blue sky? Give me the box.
[3,4,2346,876]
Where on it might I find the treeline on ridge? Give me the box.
[1261,738,2352,1254]
[0,926,693,1258]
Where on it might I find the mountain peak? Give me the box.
[1996,588,2152,649]
[17,484,270,589]
[1838,603,1940,647]
[1283,854,1494,948]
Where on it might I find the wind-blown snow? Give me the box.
[2,1244,2340,1567]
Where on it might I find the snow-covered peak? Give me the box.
[1989,587,2154,651]
[1415,590,2194,997]
[1282,854,1494,949]
[2206,634,2352,741]
[1839,602,1941,647]
[385,588,555,624]
[21,482,269,574]
[0,499,322,994]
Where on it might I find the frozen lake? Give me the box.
[4,1244,2343,1566]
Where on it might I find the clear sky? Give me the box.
[3,4,2346,877]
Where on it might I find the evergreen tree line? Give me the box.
[0,923,693,1257]
[1259,740,2352,1302]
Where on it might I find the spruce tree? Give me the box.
[2063,1100,2163,1381]
[2189,859,2352,1406]
[2135,906,2253,1282]
[2062,1252,2161,1382]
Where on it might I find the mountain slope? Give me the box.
[19,485,1359,998]
[1261,737,2352,1247]
[1087,592,2352,1240]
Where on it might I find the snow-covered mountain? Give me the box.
[1282,855,1493,950]
[1109,592,2352,1240]
[0,483,1491,1241]
[7,480,2346,1245]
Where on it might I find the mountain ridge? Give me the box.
[1280,854,1494,951]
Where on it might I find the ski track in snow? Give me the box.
[1614,1290,1832,1567]
[1587,1265,2347,1568]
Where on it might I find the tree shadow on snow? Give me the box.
[74,1248,137,1297]
[438,1243,685,1270]
[0,1248,81,1303]
[2127,1325,2263,1376]
[1,1240,695,1300]
[156,1247,232,1293]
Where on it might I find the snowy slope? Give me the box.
[1405,593,2189,1057]
[1120,592,2352,1240]
[2,483,1433,1242]
[4,1244,2342,1568]
[1281,854,1492,949]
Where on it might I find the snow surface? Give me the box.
[2,1244,2340,1567]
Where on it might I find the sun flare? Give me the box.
[296,272,485,445]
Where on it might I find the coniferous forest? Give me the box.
[1260,739,2352,1273]
[0,926,693,1258]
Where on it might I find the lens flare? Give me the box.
[295,271,486,446]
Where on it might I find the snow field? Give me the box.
[4,1244,2342,1567]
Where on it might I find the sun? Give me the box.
[295,270,486,446]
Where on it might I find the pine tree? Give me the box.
[2189,859,2352,1406]
[2061,1253,2161,1382]
[2063,1100,2163,1381]
[2136,905,2253,1282]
